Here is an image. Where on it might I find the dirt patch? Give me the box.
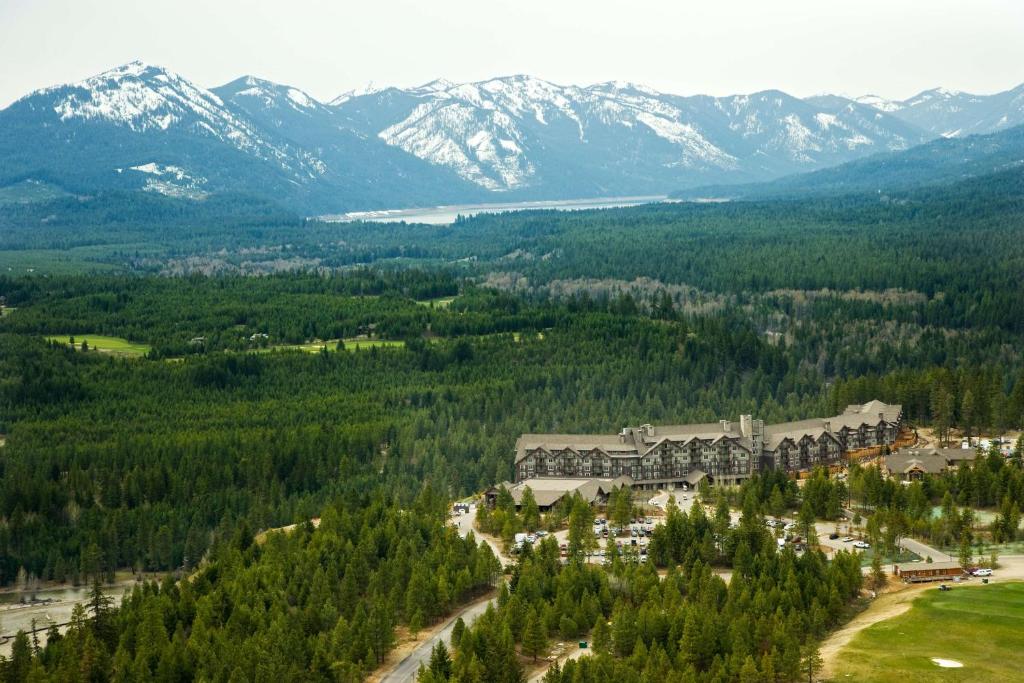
[819,581,931,678]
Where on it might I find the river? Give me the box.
[317,195,669,225]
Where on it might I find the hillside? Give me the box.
[672,124,1024,200]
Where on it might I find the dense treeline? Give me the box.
[0,270,464,356]
[830,365,1024,435]
[0,291,834,585]
[2,266,1024,585]
[0,191,300,252]
[845,445,1024,550]
[2,488,501,681]
[4,170,1024,341]
[418,501,863,683]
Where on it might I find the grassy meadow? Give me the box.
[45,334,152,357]
[831,582,1024,682]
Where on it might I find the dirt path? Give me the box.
[819,582,930,678]
[526,640,590,682]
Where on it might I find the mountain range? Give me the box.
[2,61,1024,213]
[671,123,1024,201]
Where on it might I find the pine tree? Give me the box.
[522,607,547,661]
[591,616,611,655]
[428,641,452,679]
[800,644,823,683]
[739,655,760,683]
[520,486,541,531]
[870,553,886,590]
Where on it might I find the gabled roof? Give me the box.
[763,419,840,451]
[886,447,978,475]
[684,469,708,485]
[843,400,902,423]
[641,434,754,456]
[515,434,637,463]
[507,477,632,507]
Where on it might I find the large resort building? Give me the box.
[513,400,903,492]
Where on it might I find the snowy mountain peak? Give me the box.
[6,63,1024,212]
[414,78,456,94]
[218,75,322,112]
[358,75,925,192]
[853,94,903,113]
[41,60,229,131]
[329,82,386,106]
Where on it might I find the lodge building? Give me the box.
[513,400,903,490]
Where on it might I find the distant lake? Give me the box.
[318,195,669,225]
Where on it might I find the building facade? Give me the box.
[514,400,903,490]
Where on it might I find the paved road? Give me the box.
[379,504,502,682]
[454,504,510,567]
[382,595,495,683]
[899,536,953,563]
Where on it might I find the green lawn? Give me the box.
[831,582,1024,682]
[46,335,152,357]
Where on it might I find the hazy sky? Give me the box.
[2,0,1023,107]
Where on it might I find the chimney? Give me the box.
[879,411,885,423]
[824,420,831,433]
[740,415,752,438]
[720,419,731,433]
[642,424,653,438]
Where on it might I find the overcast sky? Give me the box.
[2,0,1023,108]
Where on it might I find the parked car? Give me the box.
[972,568,993,577]
[828,533,839,540]
[853,541,870,549]
[841,536,854,543]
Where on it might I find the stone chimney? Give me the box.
[720,419,731,433]
[740,415,752,438]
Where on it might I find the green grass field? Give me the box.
[46,335,152,357]
[415,296,457,308]
[831,582,1024,682]
[268,338,406,353]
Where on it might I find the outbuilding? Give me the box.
[894,561,966,583]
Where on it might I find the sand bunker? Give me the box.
[931,658,963,668]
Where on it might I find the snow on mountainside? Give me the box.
[353,77,924,191]
[848,84,1024,138]
[39,61,325,177]
[853,94,902,113]
[4,61,1024,211]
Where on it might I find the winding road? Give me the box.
[381,595,496,683]
[379,503,507,682]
